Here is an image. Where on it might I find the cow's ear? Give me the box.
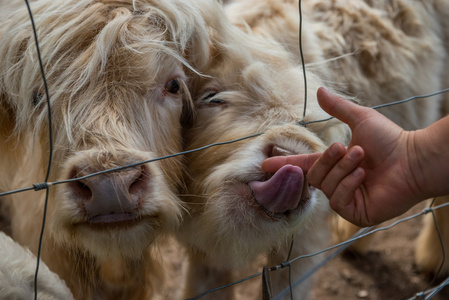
[180,92,195,129]
[0,17,18,140]
[0,91,15,139]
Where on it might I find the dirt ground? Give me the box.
[1,200,448,300]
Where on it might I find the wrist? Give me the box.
[409,117,449,201]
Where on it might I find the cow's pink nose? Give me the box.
[68,166,148,223]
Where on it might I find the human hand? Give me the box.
[262,88,423,226]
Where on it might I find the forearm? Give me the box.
[410,115,449,201]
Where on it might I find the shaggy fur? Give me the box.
[0,1,24,23]
[179,4,350,299]
[225,0,449,278]
[0,231,74,300]
[0,0,214,298]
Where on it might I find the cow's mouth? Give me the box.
[86,212,140,228]
[248,165,312,220]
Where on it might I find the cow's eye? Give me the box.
[208,98,225,104]
[202,91,217,101]
[201,91,226,105]
[164,78,181,94]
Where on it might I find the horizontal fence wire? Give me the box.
[0,132,264,197]
[1,87,449,199]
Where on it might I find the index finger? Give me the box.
[261,152,322,173]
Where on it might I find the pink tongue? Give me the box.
[248,165,304,214]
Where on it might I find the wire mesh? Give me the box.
[0,0,448,299]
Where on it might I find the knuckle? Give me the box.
[340,178,355,190]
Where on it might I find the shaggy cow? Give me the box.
[180,0,449,298]
[179,5,350,299]
[0,0,213,298]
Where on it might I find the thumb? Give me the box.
[317,87,370,128]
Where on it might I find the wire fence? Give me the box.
[0,0,448,299]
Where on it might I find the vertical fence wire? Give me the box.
[23,1,54,298]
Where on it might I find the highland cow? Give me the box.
[0,0,213,298]
[179,5,349,298]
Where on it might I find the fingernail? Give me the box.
[329,143,339,157]
[352,167,363,177]
[348,147,360,159]
[320,86,328,92]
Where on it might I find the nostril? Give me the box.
[70,180,93,200]
[68,167,93,200]
[128,165,148,195]
[270,145,295,157]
